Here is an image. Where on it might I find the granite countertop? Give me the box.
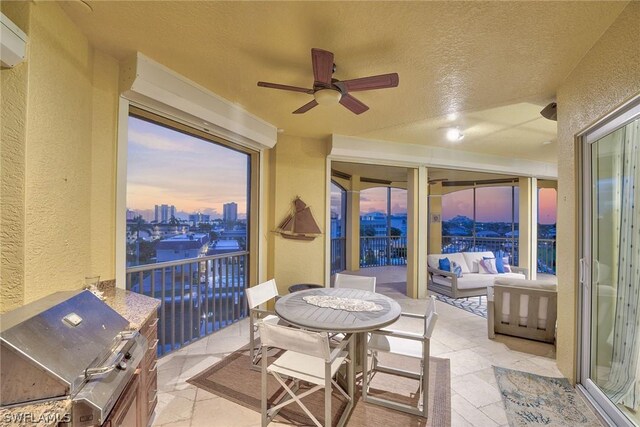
[99,282,161,330]
[0,283,160,426]
[0,398,71,427]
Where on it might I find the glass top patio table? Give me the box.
[275,287,401,333]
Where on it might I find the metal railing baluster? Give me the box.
[171,266,176,352]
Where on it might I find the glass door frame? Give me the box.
[578,95,640,426]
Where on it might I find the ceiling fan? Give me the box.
[257,48,399,115]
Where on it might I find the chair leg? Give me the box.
[261,345,268,427]
[325,362,332,427]
[250,311,256,363]
[421,340,430,418]
[362,333,369,402]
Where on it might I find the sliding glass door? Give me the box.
[580,98,640,425]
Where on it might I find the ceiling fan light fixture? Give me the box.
[446,127,464,142]
[313,89,342,106]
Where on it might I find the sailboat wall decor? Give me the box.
[276,197,322,241]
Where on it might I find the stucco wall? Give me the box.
[89,52,119,278]
[268,135,327,294]
[0,1,30,312]
[0,2,119,310]
[556,2,640,383]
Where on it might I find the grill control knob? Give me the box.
[124,352,132,360]
[116,361,127,370]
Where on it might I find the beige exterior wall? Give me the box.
[556,2,640,383]
[0,2,119,310]
[0,1,30,312]
[268,135,327,294]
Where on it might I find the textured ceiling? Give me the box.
[60,1,627,163]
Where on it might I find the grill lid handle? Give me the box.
[84,331,139,380]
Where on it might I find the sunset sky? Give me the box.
[127,116,248,217]
[129,116,556,225]
[332,183,557,224]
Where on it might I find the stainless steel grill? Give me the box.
[0,290,147,426]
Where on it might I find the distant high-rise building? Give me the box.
[223,202,238,224]
[126,209,137,220]
[189,213,211,226]
[155,204,176,223]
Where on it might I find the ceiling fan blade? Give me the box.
[257,81,314,94]
[293,100,318,114]
[311,48,334,86]
[339,94,369,115]
[341,73,399,92]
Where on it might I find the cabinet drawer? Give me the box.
[143,337,158,370]
[141,316,159,340]
[146,372,158,418]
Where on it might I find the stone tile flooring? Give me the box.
[152,283,560,426]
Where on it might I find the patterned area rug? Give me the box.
[433,293,487,318]
[494,367,603,426]
[188,346,451,426]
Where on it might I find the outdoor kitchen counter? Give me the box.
[0,287,159,427]
[100,284,161,331]
[0,398,72,427]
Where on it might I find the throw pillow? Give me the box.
[502,256,512,272]
[479,258,498,274]
[438,257,451,272]
[485,256,505,274]
[451,261,463,278]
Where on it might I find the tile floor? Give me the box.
[152,280,561,427]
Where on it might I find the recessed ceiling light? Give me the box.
[446,112,458,122]
[277,128,285,134]
[446,128,464,142]
[542,140,553,145]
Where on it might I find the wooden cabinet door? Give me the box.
[104,370,140,427]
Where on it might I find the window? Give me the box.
[359,186,407,267]
[124,107,259,355]
[537,187,557,273]
[441,185,519,264]
[126,111,252,267]
[330,181,347,274]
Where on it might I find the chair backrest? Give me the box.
[334,273,376,292]
[424,295,439,338]
[258,321,330,360]
[246,279,278,309]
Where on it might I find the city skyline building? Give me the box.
[223,202,238,224]
[188,212,211,226]
[155,204,177,223]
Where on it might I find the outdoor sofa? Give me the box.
[488,276,557,343]
[427,251,527,298]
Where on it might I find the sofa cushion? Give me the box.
[432,274,495,289]
[493,277,557,290]
[451,261,463,278]
[428,253,470,273]
[479,258,498,274]
[462,251,495,273]
[438,257,451,272]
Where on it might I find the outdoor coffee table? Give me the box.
[275,287,402,395]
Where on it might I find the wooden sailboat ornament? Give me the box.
[276,197,322,241]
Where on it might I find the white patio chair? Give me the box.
[362,295,438,418]
[330,273,376,344]
[258,322,355,427]
[246,279,281,367]
[334,273,376,292]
